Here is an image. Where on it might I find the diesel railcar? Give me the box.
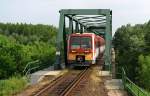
[67,33,105,67]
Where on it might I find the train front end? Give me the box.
[67,33,94,66]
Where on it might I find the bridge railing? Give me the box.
[121,67,149,96]
[23,60,40,78]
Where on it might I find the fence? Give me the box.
[23,60,40,78]
[121,68,149,96]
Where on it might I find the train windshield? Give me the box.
[70,36,92,49]
[71,37,80,49]
[81,37,92,49]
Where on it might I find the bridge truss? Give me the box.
[55,9,112,70]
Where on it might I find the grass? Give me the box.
[0,76,28,96]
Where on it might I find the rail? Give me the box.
[34,68,89,96]
[60,68,89,96]
[121,68,149,96]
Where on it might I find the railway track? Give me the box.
[34,67,90,96]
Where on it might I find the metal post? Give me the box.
[69,18,73,34]
[54,12,65,70]
[75,22,79,32]
[122,68,124,88]
[104,11,112,71]
[80,24,83,33]
[63,17,68,67]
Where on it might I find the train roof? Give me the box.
[69,33,96,36]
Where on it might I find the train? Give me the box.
[67,33,105,67]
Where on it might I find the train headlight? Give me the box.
[71,50,77,53]
[84,50,89,53]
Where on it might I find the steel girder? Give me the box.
[54,9,112,71]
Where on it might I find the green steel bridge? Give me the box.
[55,9,112,70]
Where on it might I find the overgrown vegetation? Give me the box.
[0,23,57,95]
[0,23,57,79]
[0,76,27,96]
[113,21,150,91]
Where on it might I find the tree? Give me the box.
[0,23,57,79]
[113,21,150,91]
[138,55,150,91]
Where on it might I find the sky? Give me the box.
[0,0,150,34]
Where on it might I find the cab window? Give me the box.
[70,37,80,49]
[81,37,92,49]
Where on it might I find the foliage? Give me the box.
[0,23,57,79]
[0,35,24,78]
[0,75,27,96]
[138,55,150,90]
[113,21,150,91]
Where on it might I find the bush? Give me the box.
[0,76,28,96]
[0,23,57,79]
